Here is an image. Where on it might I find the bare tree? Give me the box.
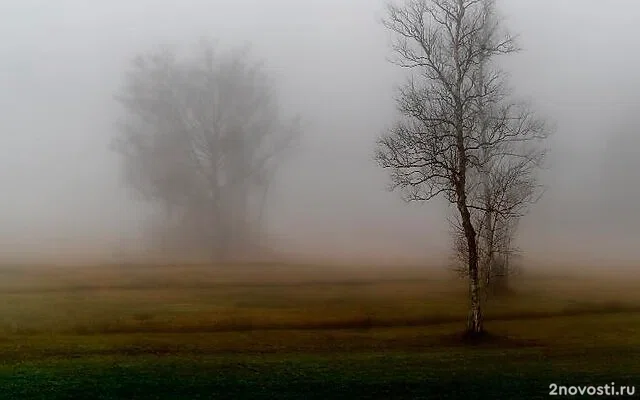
[113,40,298,262]
[450,152,539,296]
[375,0,549,336]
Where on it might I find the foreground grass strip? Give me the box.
[0,348,637,400]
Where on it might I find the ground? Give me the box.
[0,262,638,399]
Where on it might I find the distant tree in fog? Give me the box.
[375,0,550,336]
[113,40,298,261]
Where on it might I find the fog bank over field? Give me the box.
[0,0,638,266]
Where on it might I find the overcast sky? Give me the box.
[0,0,638,265]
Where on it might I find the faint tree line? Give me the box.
[113,40,298,262]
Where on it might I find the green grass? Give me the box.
[1,344,638,399]
[0,263,638,399]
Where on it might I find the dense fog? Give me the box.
[0,0,638,267]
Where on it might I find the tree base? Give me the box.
[460,329,491,344]
[439,331,539,347]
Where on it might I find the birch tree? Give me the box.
[375,0,549,336]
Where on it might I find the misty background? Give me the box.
[0,0,638,266]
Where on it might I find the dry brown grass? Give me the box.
[0,262,639,338]
[1,262,638,399]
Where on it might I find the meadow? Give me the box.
[0,262,638,399]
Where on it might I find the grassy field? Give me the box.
[0,262,638,399]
